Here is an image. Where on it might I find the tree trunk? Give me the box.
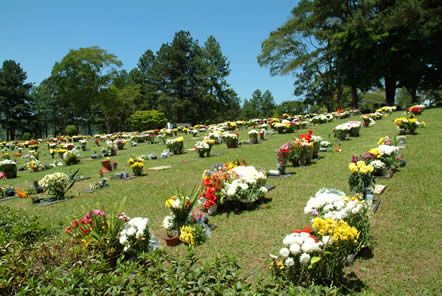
[408,87,418,104]
[351,85,359,110]
[336,85,344,109]
[385,74,397,106]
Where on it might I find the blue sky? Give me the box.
[1,0,298,104]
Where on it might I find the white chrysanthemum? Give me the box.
[279,247,290,258]
[299,253,311,265]
[284,257,295,267]
[162,215,174,230]
[259,186,268,193]
[378,144,399,155]
[289,243,301,255]
[283,234,296,245]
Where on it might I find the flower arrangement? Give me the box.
[0,185,15,199]
[63,149,80,166]
[223,132,239,148]
[79,139,88,151]
[102,141,117,156]
[179,224,207,246]
[0,159,17,178]
[333,123,351,141]
[222,165,267,204]
[128,157,144,176]
[194,141,210,158]
[408,105,423,115]
[289,138,314,167]
[248,129,259,144]
[38,172,73,200]
[166,137,184,154]
[25,158,44,172]
[66,209,157,261]
[347,121,362,137]
[304,188,370,252]
[271,219,359,285]
[276,143,293,174]
[376,106,396,114]
[394,117,419,135]
[115,139,127,150]
[348,161,375,195]
[274,120,294,134]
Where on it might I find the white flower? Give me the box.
[283,234,296,245]
[378,145,399,155]
[322,235,331,245]
[279,247,290,258]
[284,257,295,267]
[162,215,174,230]
[289,243,301,255]
[299,253,311,265]
[259,186,268,193]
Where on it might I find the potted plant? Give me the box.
[248,129,258,144]
[164,229,180,246]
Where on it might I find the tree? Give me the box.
[274,100,305,116]
[241,89,275,119]
[0,60,33,140]
[51,47,122,134]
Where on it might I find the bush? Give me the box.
[128,110,167,132]
[0,205,49,245]
[22,132,32,141]
[65,125,78,136]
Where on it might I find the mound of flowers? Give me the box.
[200,160,268,212]
[394,116,426,135]
[166,137,184,154]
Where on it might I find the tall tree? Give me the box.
[0,60,33,140]
[50,47,122,134]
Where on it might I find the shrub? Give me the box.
[22,132,32,141]
[65,124,78,136]
[128,110,167,132]
[0,205,49,245]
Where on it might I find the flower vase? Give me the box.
[312,142,320,159]
[206,147,211,157]
[101,160,112,171]
[277,164,286,175]
[363,120,369,128]
[350,126,361,137]
[207,204,218,215]
[164,235,180,246]
[249,134,258,144]
[198,151,206,158]
[259,132,265,140]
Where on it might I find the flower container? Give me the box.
[249,134,258,144]
[350,126,361,137]
[277,164,286,175]
[207,204,218,215]
[198,151,206,158]
[101,159,112,171]
[164,235,180,247]
[312,141,320,159]
[336,130,348,141]
[363,120,369,128]
[110,148,117,156]
[116,142,125,150]
[0,162,17,179]
[225,139,238,148]
[259,131,265,140]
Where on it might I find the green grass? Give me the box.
[2,109,442,295]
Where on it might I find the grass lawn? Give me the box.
[2,108,441,295]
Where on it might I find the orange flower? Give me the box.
[17,190,28,199]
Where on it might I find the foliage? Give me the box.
[128,110,167,131]
[65,124,78,136]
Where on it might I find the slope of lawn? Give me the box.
[3,108,441,295]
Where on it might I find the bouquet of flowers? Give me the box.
[222,165,267,204]
[63,148,80,166]
[367,145,400,172]
[304,188,370,251]
[348,161,375,195]
[394,117,418,135]
[274,120,294,134]
[271,220,359,285]
[408,105,423,115]
[115,139,127,150]
[223,132,239,148]
[166,137,184,154]
[102,141,118,156]
[128,157,144,176]
[290,138,314,166]
[333,123,351,141]
[0,159,17,178]
[25,157,45,172]
[79,139,88,151]
[248,129,259,144]
[376,106,396,114]
[276,142,293,174]
[194,141,210,158]
[347,121,362,137]
[38,172,74,200]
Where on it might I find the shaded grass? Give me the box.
[3,109,442,294]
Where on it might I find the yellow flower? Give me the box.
[179,225,196,246]
[377,137,384,145]
[421,120,427,127]
[175,137,184,142]
[369,148,380,158]
[356,161,365,168]
[366,165,374,173]
[348,163,357,173]
[165,196,176,208]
